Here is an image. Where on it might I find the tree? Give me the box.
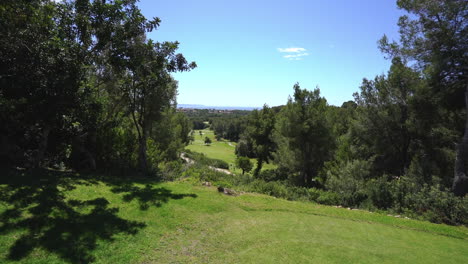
[327,101,357,137]
[352,57,421,177]
[189,130,195,144]
[274,84,333,187]
[235,138,254,158]
[69,0,164,172]
[379,0,468,195]
[204,136,212,145]
[236,156,253,175]
[243,105,276,176]
[0,0,85,168]
[147,109,192,163]
[0,0,198,174]
[119,38,196,174]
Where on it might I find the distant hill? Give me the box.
[178,104,259,111]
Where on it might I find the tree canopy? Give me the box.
[0,0,195,174]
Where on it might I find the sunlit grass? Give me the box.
[2,175,466,263]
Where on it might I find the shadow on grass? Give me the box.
[0,169,196,263]
[110,183,197,210]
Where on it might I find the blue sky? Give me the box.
[137,0,404,107]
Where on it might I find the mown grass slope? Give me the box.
[1,171,467,264]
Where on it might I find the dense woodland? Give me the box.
[1,0,195,175]
[1,0,467,225]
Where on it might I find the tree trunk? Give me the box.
[400,101,410,175]
[87,130,97,170]
[71,132,96,171]
[131,107,149,175]
[138,131,149,175]
[453,88,468,196]
[303,142,312,186]
[305,167,313,187]
[254,159,263,176]
[32,125,51,168]
[83,148,96,170]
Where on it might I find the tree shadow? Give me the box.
[0,169,196,263]
[110,183,197,210]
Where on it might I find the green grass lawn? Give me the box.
[187,129,237,165]
[186,129,276,173]
[1,170,467,263]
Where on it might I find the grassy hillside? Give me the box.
[186,129,276,173]
[1,171,467,263]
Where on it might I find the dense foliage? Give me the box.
[0,0,195,175]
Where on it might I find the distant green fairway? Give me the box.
[187,129,238,165]
[186,129,275,173]
[1,176,466,264]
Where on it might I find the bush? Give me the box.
[184,150,229,169]
[258,168,288,181]
[209,159,229,169]
[246,180,291,199]
[159,160,185,181]
[326,159,371,207]
[185,163,346,206]
[403,185,468,225]
[367,176,394,209]
[315,190,341,205]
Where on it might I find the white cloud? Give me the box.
[277,47,306,53]
[282,52,309,60]
[283,53,308,58]
[278,47,308,60]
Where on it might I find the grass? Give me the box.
[186,129,276,173]
[1,169,467,263]
[187,129,237,165]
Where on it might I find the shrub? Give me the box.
[403,185,468,225]
[326,159,371,207]
[367,176,394,209]
[209,159,229,169]
[246,180,290,199]
[258,168,288,181]
[184,150,228,169]
[314,190,341,205]
[159,160,185,181]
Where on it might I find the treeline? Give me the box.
[231,76,467,223]
[231,1,467,224]
[211,117,248,142]
[210,107,283,142]
[185,109,251,132]
[0,0,194,175]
